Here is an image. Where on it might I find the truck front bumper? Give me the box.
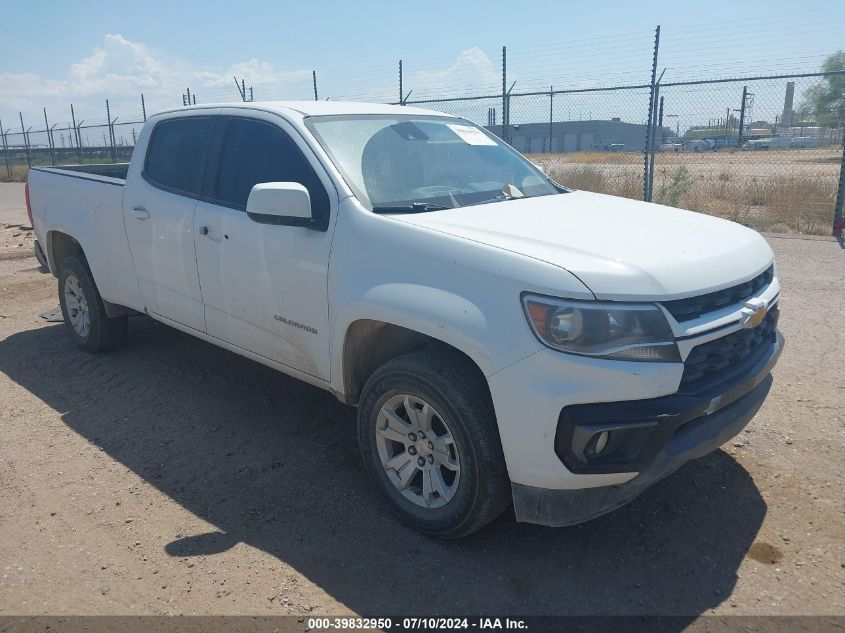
[506,331,783,526]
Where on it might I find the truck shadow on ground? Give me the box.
[1,317,767,617]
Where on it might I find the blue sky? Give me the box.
[1,0,843,134]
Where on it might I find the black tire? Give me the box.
[58,255,128,353]
[357,347,511,538]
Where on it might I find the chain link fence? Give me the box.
[401,70,844,237]
[1,102,146,183]
[2,30,844,236]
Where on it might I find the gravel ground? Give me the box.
[0,224,842,618]
[0,183,27,226]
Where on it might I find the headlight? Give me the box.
[521,294,680,362]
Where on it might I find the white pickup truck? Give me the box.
[26,101,783,538]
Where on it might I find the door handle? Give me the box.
[129,206,150,220]
[199,226,209,236]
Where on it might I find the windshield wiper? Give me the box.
[372,202,451,214]
[464,184,526,208]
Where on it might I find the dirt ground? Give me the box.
[0,183,28,226]
[0,222,843,619]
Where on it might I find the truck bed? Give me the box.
[27,162,142,313]
[34,163,130,183]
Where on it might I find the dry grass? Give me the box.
[0,164,29,183]
[665,173,836,235]
[532,149,840,236]
[551,164,644,200]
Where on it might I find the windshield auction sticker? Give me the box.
[446,124,497,146]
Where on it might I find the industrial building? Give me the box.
[488,118,669,153]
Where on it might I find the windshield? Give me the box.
[305,114,562,211]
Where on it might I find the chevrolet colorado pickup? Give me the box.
[26,101,783,538]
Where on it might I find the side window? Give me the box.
[144,117,214,196]
[213,118,330,221]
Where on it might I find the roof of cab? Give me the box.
[159,100,457,119]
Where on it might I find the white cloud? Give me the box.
[1,34,191,126]
[0,35,501,129]
[197,58,312,90]
[411,47,500,98]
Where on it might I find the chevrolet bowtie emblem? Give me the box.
[741,299,768,329]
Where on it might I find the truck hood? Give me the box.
[390,190,774,300]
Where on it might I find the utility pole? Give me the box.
[737,86,749,148]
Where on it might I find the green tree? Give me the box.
[797,51,845,126]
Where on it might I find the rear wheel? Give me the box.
[58,256,128,352]
[358,348,511,538]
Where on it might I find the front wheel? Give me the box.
[58,256,128,352]
[357,348,511,538]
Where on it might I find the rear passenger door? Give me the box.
[123,113,217,332]
[193,112,336,381]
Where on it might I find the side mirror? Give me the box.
[531,162,546,175]
[246,182,316,227]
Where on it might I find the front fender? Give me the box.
[331,282,535,396]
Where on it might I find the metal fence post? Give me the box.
[77,120,85,163]
[70,105,82,163]
[0,119,12,181]
[19,113,31,168]
[643,25,660,202]
[833,138,845,239]
[106,99,117,163]
[548,86,554,153]
[44,108,56,166]
[501,46,507,143]
[647,76,664,201]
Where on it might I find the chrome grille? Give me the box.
[662,265,774,322]
[681,308,778,390]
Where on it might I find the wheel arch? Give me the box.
[46,231,132,318]
[339,318,493,406]
[46,230,86,277]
